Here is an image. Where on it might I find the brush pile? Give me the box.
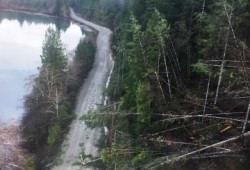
[0,123,26,170]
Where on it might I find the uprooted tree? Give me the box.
[79,0,250,169]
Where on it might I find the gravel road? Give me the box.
[52,9,113,170]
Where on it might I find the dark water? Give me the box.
[0,10,84,123]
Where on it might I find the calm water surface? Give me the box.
[0,11,83,123]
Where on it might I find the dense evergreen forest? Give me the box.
[2,0,250,169]
[70,0,250,169]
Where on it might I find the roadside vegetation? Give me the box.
[2,0,250,169]
[72,0,250,169]
[21,27,96,169]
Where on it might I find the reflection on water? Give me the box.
[0,11,83,122]
[0,10,71,31]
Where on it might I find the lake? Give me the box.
[0,10,84,123]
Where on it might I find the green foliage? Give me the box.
[101,145,133,169]
[58,101,74,127]
[41,27,67,71]
[22,20,97,169]
[191,62,209,76]
[73,38,96,87]
[80,105,127,131]
[75,38,96,73]
[71,0,250,169]
[136,81,152,124]
[145,9,170,70]
[54,0,62,16]
[23,157,36,170]
[47,123,62,146]
[17,0,250,169]
[0,0,70,17]
[0,10,71,31]
[70,0,129,27]
[131,151,151,166]
[81,111,111,129]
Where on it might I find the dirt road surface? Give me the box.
[52,9,113,170]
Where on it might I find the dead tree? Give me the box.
[214,26,230,105]
[144,131,250,169]
[33,64,66,118]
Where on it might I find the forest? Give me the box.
[71,0,250,169]
[1,0,250,169]
[21,28,96,169]
[0,0,70,16]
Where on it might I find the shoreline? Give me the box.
[0,8,96,33]
[0,7,114,169]
[0,120,27,169]
[0,8,96,126]
[0,119,20,128]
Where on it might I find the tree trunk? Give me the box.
[55,87,59,118]
[242,102,250,134]
[214,27,230,105]
[145,131,250,169]
[202,70,212,123]
[202,0,206,14]
[155,71,167,104]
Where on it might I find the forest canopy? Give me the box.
[2,0,250,169]
[71,0,250,169]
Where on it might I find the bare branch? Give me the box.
[214,26,230,105]
[144,131,250,169]
[202,0,206,15]
[202,70,212,123]
[157,114,249,124]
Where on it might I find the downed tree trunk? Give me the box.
[144,131,250,169]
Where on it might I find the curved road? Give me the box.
[53,9,113,170]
